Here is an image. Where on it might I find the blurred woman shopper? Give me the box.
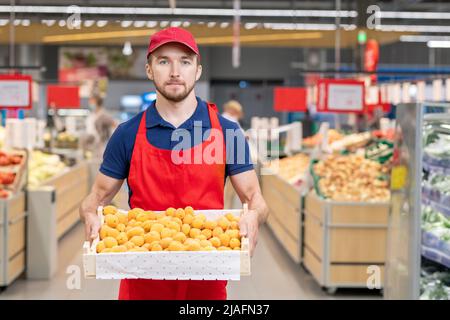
[82,95,117,158]
[79,27,268,300]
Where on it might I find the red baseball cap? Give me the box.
[147,27,200,60]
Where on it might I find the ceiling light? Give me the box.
[58,20,66,27]
[122,41,133,55]
[171,21,182,27]
[220,22,229,28]
[134,21,146,28]
[120,20,133,27]
[0,5,357,18]
[379,24,450,33]
[13,19,21,26]
[244,23,258,30]
[96,20,108,27]
[427,41,450,48]
[41,19,55,26]
[160,21,169,27]
[400,35,450,42]
[84,20,95,27]
[207,22,216,28]
[380,11,450,20]
[0,19,8,26]
[182,21,191,28]
[147,21,158,28]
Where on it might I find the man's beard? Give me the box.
[154,80,195,103]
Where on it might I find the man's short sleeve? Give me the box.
[221,118,254,177]
[99,123,131,180]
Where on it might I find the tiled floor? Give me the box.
[0,220,382,300]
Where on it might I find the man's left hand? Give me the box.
[238,210,259,257]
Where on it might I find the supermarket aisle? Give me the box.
[0,220,382,300]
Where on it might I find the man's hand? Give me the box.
[239,210,259,257]
[83,211,101,243]
[79,173,124,244]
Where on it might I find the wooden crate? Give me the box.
[261,173,303,263]
[0,192,27,287]
[83,206,251,280]
[43,162,89,239]
[303,191,388,291]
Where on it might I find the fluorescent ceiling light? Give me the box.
[0,19,8,26]
[380,11,450,20]
[207,22,216,28]
[0,5,356,18]
[264,23,354,31]
[379,24,450,33]
[21,19,30,26]
[147,21,158,28]
[220,22,229,28]
[58,20,66,27]
[400,35,450,42]
[427,41,450,48]
[160,21,169,27]
[182,21,190,28]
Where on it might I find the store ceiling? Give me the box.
[0,0,448,47]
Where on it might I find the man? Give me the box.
[80,27,268,300]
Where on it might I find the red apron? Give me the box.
[118,102,227,300]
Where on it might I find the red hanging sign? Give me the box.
[273,87,307,112]
[47,85,80,109]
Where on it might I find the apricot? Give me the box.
[103,205,117,215]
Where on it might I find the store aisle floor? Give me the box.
[0,222,382,300]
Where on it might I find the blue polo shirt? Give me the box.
[100,97,253,182]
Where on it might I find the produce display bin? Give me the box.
[27,161,90,279]
[83,206,251,281]
[303,190,389,293]
[0,192,27,290]
[261,173,303,263]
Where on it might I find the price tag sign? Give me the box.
[316,78,365,113]
[0,74,33,109]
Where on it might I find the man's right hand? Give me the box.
[83,212,101,243]
[79,173,124,243]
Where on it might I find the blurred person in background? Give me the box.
[82,95,118,159]
[222,100,244,128]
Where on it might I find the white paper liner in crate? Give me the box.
[95,251,241,280]
[83,206,251,280]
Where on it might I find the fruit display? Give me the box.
[365,140,394,164]
[96,206,242,253]
[28,150,67,187]
[0,149,26,192]
[303,129,343,148]
[0,151,23,167]
[313,154,390,202]
[329,132,372,152]
[55,132,78,149]
[372,128,395,141]
[265,153,310,185]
